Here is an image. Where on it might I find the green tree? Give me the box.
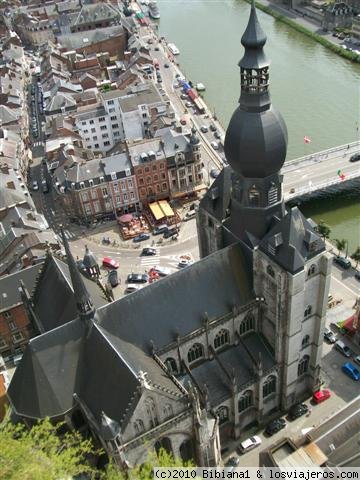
[351,246,360,269]
[317,220,331,241]
[334,238,347,256]
[0,417,98,480]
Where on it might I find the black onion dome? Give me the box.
[83,245,98,269]
[224,106,288,178]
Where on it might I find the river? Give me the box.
[155,0,360,252]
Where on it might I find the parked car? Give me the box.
[141,247,157,256]
[153,266,174,277]
[209,123,217,131]
[334,256,351,269]
[178,259,193,268]
[164,63,170,68]
[102,257,120,269]
[200,125,208,133]
[127,273,148,283]
[355,271,360,281]
[163,228,178,239]
[225,456,239,467]
[265,418,286,436]
[41,179,49,193]
[153,225,168,235]
[180,117,187,125]
[238,436,262,454]
[180,93,188,100]
[108,270,119,287]
[184,210,196,220]
[133,233,150,242]
[214,131,221,139]
[354,355,360,366]
[288,403,308,420]
[323,328,336,344]
[32,180,39,191]
[125,284,143,294]
[342,362,360,381]
[335,340,352,357]
[210,141,219,150]
[312,389,331,404]
[210,168,220,178]
[350,153,360,162]
[185,101,193,108]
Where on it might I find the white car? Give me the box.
[32,180,39,191]
[184,210,196,220]
[125,284,143,294]
[153,266,174,277]
[238,436,262,454]
[178,259,193,269]
[210,141,219,150]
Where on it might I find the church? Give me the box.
[7,2,331,469]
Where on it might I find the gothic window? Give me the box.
[304,305,312,318]
[145,397,158,428]
[307,264,316,277]
[163,404,173,418]
[268,184,278,205]
[238,390,253,412]
[298,355,310,377]
[165,357,178,375]
[266,265,275,277]
[133,419,145,435]
[302,335,310,349]
[263,375,276,398]
[213,329,230,350]
[239,313,255,336]
[216,406,229,425]
[248,185,260,207]
[187,343,204,364]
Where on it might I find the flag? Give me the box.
[304,136,311,144]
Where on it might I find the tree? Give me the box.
[334,238,347,256]
[0,417,99,480]
[317,220,331,241]
[351,246,360,269]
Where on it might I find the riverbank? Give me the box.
[244,0,360,63]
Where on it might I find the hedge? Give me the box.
[243,0,360,63]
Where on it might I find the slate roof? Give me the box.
[0,105,19,124]
[96,242,254,353]
[32,255,108,332]
[0,263,43,311]
[199,166,232,223]
[259,206,325,273]
[57,26,124,50]
[187,332,275,406]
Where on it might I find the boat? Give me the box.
[168,43,180,55]
[148,0,160,19]
[196,83,206,92]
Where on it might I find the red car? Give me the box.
[312,389,331,404]
[102,257,119,269]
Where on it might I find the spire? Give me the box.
[241,0,267,50]
[60,228,95,322]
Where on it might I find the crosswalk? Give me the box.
[32,141,44,147]
[140,253,161,267]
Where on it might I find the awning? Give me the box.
[158,200,174,217]
[343,314,359,333]
[149,202,165,221]
[118,213,133,224]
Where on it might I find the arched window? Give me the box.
[214,329,230,350]
[268,184,278,206]
[239,314,255,336]
[266,264,275,277]
[302,335,310,349]
[307,264,316,276]
[238,390,253,412]
[163,404,173,418]
[298,355,310,377]
[145,397,158,428]
[215,406,229,425]
[263,375,276,398]
[165,357,178,375]
[133,419,145,435]
[187,343,204,364]
[304,305,312,318]
[248,185,260,207]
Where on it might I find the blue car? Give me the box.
[133,233,150,243]
[342,362,360,381]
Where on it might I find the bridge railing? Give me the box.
[283,140,360,169]
[285,171,360,200]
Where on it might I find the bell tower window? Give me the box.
[248,185,260,206]
[268,184,278,205]
[241,67,269,94]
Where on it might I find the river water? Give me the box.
[155,0,360,251]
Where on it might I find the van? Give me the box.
[153,224,168,235]
[335,340,351,357]
[41,180,49,193]
[184,210,196,220]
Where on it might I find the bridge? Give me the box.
[283,140,360,201]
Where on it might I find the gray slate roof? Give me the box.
[0,263,43,311]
